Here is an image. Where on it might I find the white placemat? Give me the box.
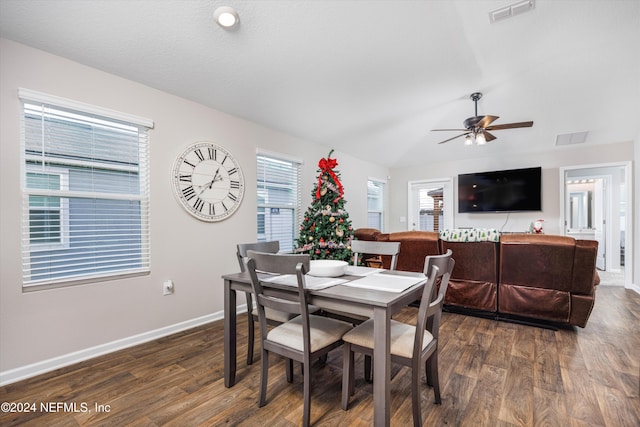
[342,273,425,293]
[262,274,348,290]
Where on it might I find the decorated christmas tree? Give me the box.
[295,150,353,261]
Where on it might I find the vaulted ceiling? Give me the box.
[1,0,638,168]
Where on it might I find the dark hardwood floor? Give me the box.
[1,286,638,426]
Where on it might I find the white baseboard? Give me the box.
[0,305,246,386]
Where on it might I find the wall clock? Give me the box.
[172,141,245,222]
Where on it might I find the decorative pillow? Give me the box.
[439,228,500,242]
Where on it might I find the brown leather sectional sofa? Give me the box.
[353,228,600,328]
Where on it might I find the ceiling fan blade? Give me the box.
[437,132,470,144]
[477,115,499,128]
[485,121,534,130]
[483,131,497,142]
[432,128,469,132]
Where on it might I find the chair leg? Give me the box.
[302,358,311,427]
[259,349,269,407]
[246,293,255,365]
[411,364,422,427]
[426,353,441,404]
[341,343,354,410]
[364,355,372,383]
[285,358,294,383]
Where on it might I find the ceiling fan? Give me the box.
[433,92,533,145]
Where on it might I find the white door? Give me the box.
[407,179,453,232]
[593,178,606,270]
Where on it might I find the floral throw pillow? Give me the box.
[439,228,500,242]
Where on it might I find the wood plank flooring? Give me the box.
[1,286,638,426]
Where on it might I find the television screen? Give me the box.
[458,167,542,213]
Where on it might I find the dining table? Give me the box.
[222,266,428,427]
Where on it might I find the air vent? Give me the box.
[555,131,589,146]
[489,0,536,23]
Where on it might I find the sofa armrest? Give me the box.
[573,239,599,294]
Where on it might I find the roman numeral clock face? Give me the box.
[172,142,245,222]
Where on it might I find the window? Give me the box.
[20,89,153,289]
[256,152,302,252]
[367,178,385,230]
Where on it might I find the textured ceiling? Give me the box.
[1,0,639,168]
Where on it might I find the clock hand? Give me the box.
[198,168,221,196]
[210,168,220,187]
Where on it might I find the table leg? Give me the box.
[372,306,391,427]
[224,279,237,388]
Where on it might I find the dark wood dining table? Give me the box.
[222,269,427,427]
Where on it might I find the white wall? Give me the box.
[388,142,634,234]
[0,39,388,379]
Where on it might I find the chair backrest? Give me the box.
[245,250,312,347]
[411,264,440,360]
[236,241,280,272]
[350,239,401,270]
[416,250,455,355]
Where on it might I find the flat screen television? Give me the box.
[458,166,542,213]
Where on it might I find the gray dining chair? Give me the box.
[350,239,401,270]
[246,250,353,427]
[341,250,455,427]
[236,241,283,365]
[322,239,403,326]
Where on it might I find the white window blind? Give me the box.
[367,179,385,230]
[19,89,153,289]
[256,152,302,252]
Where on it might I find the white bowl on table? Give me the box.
[307,260,348,277]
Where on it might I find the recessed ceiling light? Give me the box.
[214,6,239,29]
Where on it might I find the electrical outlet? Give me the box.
[163,280,174,295]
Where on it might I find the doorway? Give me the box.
[407,178,454,232]
[560,162,632,287]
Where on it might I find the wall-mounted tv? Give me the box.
[458,167,542,213]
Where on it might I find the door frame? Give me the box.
[559,161,633,288]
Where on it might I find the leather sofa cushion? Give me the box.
[440,239,498,312]
[500,234,575,292]
[440,240,498,284]
[446,280,497,311]
[499,284,570,323]
[377,231,440,272]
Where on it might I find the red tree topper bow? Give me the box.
[316,155,344,201]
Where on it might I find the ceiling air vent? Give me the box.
[489,0,536,23]
[555,131,589,146]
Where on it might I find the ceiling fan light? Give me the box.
[476,132,487,145]
[464,135,474,146]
